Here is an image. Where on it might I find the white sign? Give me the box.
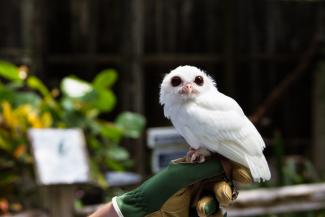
[28,128,90,185]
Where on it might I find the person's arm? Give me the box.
[89,202,118,217]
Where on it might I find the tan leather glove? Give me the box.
[112,157,252,217]
[147,158,252,217]
[195,161,252,217]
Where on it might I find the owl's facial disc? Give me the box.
[170,75,204,97]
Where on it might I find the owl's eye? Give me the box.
[194,76,204,86]
[171,76,182,87]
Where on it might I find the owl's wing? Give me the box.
[183,104,270,181]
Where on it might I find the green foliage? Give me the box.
[116,112,146,138]
[61,75,116,113]
[0,60,145,211]
[0,60,21,81]
[27,76,50,97]
[93,69,118,89]
[274,132,320,186]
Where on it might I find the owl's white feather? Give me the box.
[160,65,271,182]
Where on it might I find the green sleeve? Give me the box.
[112,158,222,217]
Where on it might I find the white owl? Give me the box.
[160,65,271,182]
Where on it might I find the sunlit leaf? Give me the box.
[61,77,93,98]
[115,112,145,138]
[76,89,116,112]
[27,76,50,97]
[41,112,53,128]
[0,60,20,81]
[93,69,118,89]
[93,90,116,112]
[27,112,43,128]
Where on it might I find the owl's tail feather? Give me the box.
[245,155,271,182]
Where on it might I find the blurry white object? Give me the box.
[147,127,188,173]
[28,128,90,185]
[61,77,92,97]
[106,172,142,187]
[147,127,186,148]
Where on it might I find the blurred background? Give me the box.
[0,0,325,216]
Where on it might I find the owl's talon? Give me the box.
[187,149,207,163]
[196,156,206,163]
[186,149,195,162]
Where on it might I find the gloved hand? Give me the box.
[112,157,222,217]
[194,160,253,216]
[112,157,251,217]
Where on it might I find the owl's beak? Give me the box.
[180,83,193,95]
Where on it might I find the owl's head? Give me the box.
[160,65,216,105]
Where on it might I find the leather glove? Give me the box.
[112,157,224,217]
[112,157,252,217]
[195,162,252,216]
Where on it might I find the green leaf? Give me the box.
[79,89,116,112]
[99,122,123,143]
[13,92,41,107]
[105,159,125,171]
[0,60,21,81]
[93,89,116,112]
[61,76,116,112]
[88,136,101,151]
[1,91,41,107]
[6,81,24,90]
[86,119,101,134]
[61,97,75,111]
[93,69,118,90]
[27,76,50,97]
[115,112,145,138]
[61,110,87,128]
[106,146,129,161]
[61,77,93,98]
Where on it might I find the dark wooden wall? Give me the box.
[1,0,325,172]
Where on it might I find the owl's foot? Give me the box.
[186,148,211,163]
